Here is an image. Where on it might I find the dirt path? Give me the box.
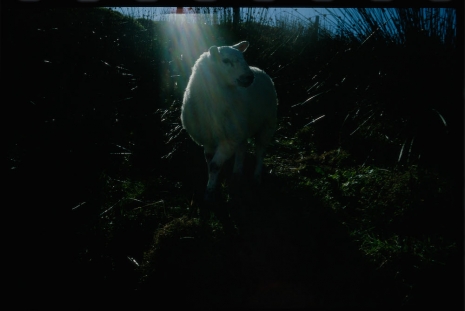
[218,177,377,308]
[133,173,379,309]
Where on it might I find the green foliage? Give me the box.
[299,161,459,300]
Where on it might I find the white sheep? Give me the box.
[181,41,278,202]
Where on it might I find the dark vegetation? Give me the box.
[4,6,462,309]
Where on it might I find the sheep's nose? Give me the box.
[237,73,254,87]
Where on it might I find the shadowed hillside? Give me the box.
[4,6,462,309]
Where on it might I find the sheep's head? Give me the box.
[209,41,255,87]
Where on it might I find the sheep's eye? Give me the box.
[222,59,232,66]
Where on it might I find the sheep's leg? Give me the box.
[204,148,215,201]
[254,146,265,183]
[254,128,275,183]
[204,144,235,202]
[204,150,214,177]
[232,140,247,179]
[228,140,247,200]
[204,149,214,165]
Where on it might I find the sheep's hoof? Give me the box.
[230,173,244,194]
[204,189,216,203]
[200,193,216,220]
[231,172,243,183]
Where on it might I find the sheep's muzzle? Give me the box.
[237,72,254,87]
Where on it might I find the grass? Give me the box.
[5,6,462,309]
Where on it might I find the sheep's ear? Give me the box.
[232,41,249,52]
[209,46,220,60]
